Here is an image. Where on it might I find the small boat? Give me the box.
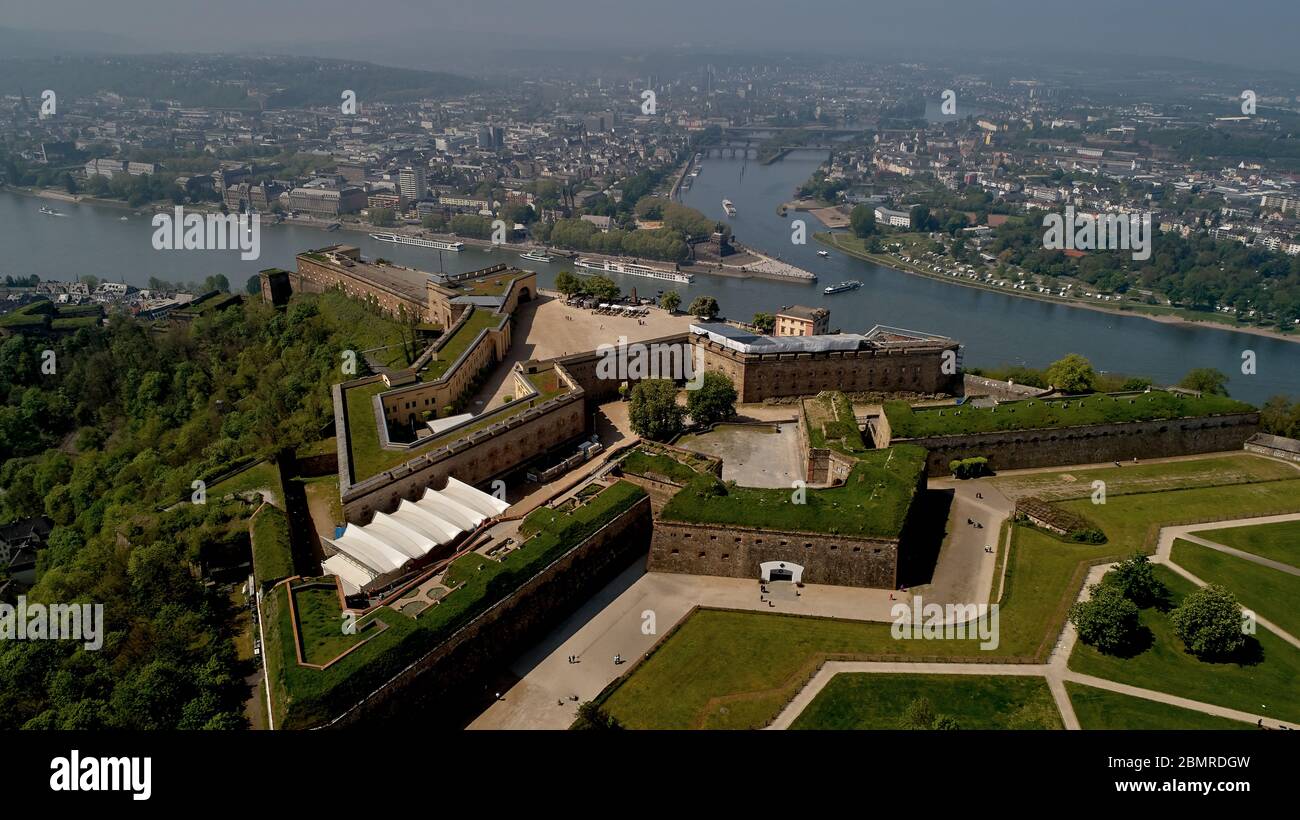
[520,251,553,263]
[817,250,830,257]
[39,206,64,216]
[120,216,129,221]
[722,199,736,217]
[823,280,862,295]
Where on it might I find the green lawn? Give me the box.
[1169,539,1300,638]
[1057,479,1300,552]
[1065,682,1254,730]
[292,584,363,666]
[1068,566,1300,723]
[790,673,1062,729]
[1199,520,1300,567]
[601,477,1300,729]
[803,391,868,455]
[418,308,503,380]
[620,449,699,483]
[659,444,926,538]
[885,391,1252,439]
[209,460,280,503]
[991,454,1296,501]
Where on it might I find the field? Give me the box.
[1065,683,1253,730]
[620,448,699,483]
[418,308,503,380]
[1199,520,1300,566]
[601,473,1300,729]
[292,584,364,666]
[990,454,1296,501]
[802,391,868,455]
[1169,538,1300,638]
[250,504,294,587]
[790,673,1062,730]
[1068,567,1300,723]
[884,391,1252,439]
[208,459,281,503]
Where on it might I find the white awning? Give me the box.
[323,554,376,596]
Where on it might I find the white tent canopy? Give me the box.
[321,477,511,593]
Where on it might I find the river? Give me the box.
[1,168,1296,404]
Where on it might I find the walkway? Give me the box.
[769,517,1300,731]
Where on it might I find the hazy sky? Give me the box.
[4,0,1298,72]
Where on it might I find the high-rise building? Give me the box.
[399,166,427,203]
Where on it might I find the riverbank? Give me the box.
[815,231,1300,346]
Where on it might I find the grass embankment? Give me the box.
[885,391,1253,439]
[601,476,1300,729]
[1065,683,1253,730]
[990,453,1296,501]
[268,481,645,728]
[659,444,925,538]
[419,308,503,380]
[790,673,1062,730]
[1069,566,1300,723]
[1169,538,1300,638]
[250,503,294,588]
[621,449,699,483]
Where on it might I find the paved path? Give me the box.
[769,560,1300,731]
[1178,533,1300,576]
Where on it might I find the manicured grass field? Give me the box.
[1198,520,1300,567]
[790,673,1062,730]
[1068,566,1300,723]
[659,444,926,538]
[292,585,363,666]
[1065,683,1253,730]
[991,454,1296,501]
[1057,479,1300,552]
[885,391,1251,439]
[601,478,1300,729]
[1169,539,1300,638]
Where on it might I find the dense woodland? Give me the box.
[0,292,387,728]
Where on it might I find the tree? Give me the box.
[686,372,737,427]
[751,312,775,334]
[899,696,957,729]
[687,296,719,320]
[1179,367,1229,396]
[660,290,681,313]
[1170,584,1246,660]
[574,701,623,730]
[1106,553,1163,607]
[1068,583,1141,654]
[1259,395,1299,438]
[582,274,620,302]
[849,204,876,238]
[368,208,395,228]
[628,379,685,441]
[244,275,261,296]
[1045,353,1097,393]
[554,270,581,297]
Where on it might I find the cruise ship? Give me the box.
[823,280,862,295]
[369,232,464,252]
[574,257,693,283]
[722,199,737,217]
[520,251,553,264]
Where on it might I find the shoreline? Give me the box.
[815,231,1300,346]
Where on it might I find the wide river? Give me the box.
[2,155,1296,404]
